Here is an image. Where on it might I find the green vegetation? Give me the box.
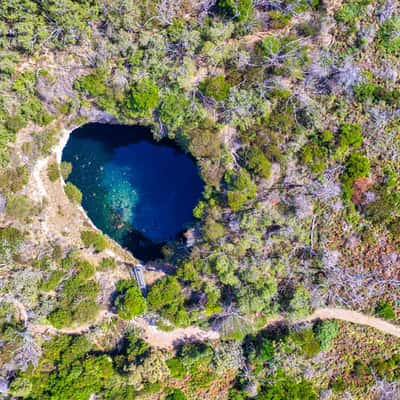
[147,276,189,326]
[64,182,83,204]
[80,230,107,252]
[48,257,99,328]
[259,374,318,400]
[375,301,396,320]
[127,79,159,117]
[314,320,340,351]
[341,153,371,200]
[2,0,400,398]
[199,75,231,101]
[114,279,147,320]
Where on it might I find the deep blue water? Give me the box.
[62,123,204,260]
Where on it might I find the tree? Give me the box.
[147,276,182,310]
[128,78,159,117]
[147,276,188,325]
[258,374,318,400]
[80,230,107,252]
[287,285,311,320]
[8,377,32,398]
[199,75,231,101]
[114,280,147,320]
[313,320,339,351]
[216,0,254,23]
[246,146,272,179]
[158,90,189,134]
[64,182,82,204]
[375,301,396,320]
[341,153,370,200]
[338,123,363,149]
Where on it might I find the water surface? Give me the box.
[62,123,203,260]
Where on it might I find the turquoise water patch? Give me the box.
[62,123,204,260]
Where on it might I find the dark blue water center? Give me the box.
[62,123,204,261]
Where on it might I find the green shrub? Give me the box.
[354,81,377,102]
[203,217,226,240]
[246,146,272,179]
[6,194,33,219]
[260,373,318,400]
[216,0,254,22]
[290,328,321,358]
[338,123,363,149]
[167,358,188,379]
[74,69,108,97]
[5,114,26,133]
[114,279,147,320]
[65,182,82,203]
[0,165,29,193]
[375,301,396,320]
[378,17,400,54]
[335,1,369,24]
[99,257,117,270]
[313,320,339,351]
[80,230,107,252]
[128,78,159,117]
[341,153,370,200]
[60,161,72,180]
[158,91,189,134]
[269,10,292,29]
[225,169,257,211]
[8,377,32,398]
[199,75,231,101]
[147,276,188,326]
[364,184,400,226]
[300,143,327,174]
[48,307,73,328]
[48,161,60,181]
[20,97,53,126]
[41,270,65,292]
[0,227,24,259]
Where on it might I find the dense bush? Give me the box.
[375,301,396,320]
[378,17,400,54]
[258,373,318,400]
[341,153,370,200]
[64,182,83,204]
[127,79,159,117]
[246,146,272,179]
[199,75,231,102]
[6,194,33,219]
[290,328,321,358]
[80,230,107,252]
[48,161,60,182]
[216,0,253,22]
[114,279,147,320]
[48,257,99,328]
[338,123,363,149]
[313,320,339,351]
[225,169,257,211]
[147,276,188,326]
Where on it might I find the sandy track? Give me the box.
[28,307,400,351]
[305,308,400,337]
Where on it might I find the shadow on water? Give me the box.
[62,123,204,261]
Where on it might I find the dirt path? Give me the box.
[305,308,400,337]
[132,317,220,349]
[27,307,400,350]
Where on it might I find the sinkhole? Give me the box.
[62,123,204,261]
